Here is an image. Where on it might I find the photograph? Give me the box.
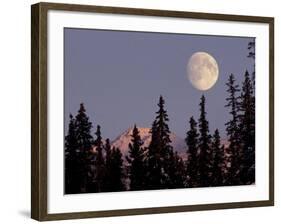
[64,28,256,194]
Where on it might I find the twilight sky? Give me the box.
[64,28,254,140]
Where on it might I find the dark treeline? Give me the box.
[65,70,255,194]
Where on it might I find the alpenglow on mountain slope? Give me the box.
[111,127,186,157]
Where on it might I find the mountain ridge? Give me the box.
[111,127,186,157]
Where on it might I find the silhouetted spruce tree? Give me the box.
[104,138,112,165]
[166,150,185,188]
[185,116,199,187]
[246,41,256,184]
[211,129,225,186]
[225,74,241,185]
[110,147,125,191]
[147,96,173,189]
[74,103,94,193]
[146,120,162,189]
[247,40,256,89]
[247,41,255,60]
[65,114,80,194]
[103,138,113,192]
[93,125,105,192]
[197,95,212,187]
[238,70,255,184]
[126,125,147,191]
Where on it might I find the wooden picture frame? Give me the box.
[31,2,274,221]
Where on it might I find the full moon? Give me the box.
[187,52,219,91]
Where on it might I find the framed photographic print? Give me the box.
[31,2,274,221]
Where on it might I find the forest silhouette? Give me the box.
[64,68,255,194]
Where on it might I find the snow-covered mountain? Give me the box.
[111,127,186,157]
[108,127,229,160]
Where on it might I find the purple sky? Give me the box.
[64,28,254,140]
